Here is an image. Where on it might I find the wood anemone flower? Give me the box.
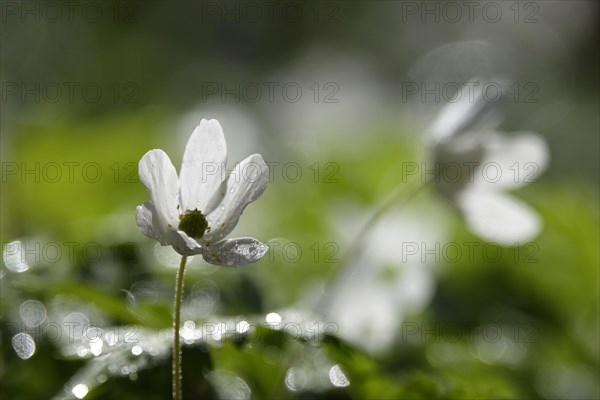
[136,118,269,266]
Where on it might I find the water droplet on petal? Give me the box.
[329,365,350,387]
[266,312,282,328]
[76,346,89,358]
[3,241,30,273]
[104,331,118,346]
[236,320,250,334]
[12,333,35,359]
[89,338,103,356]
[72,384,89,399]
[131,345,143,356]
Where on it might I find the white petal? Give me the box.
[136,201,169,245]
[202,237,268,266]
[179,119,227,213]
[473,132,549,190]
[138,149,180,229]
[429,78,504,145]
[167,230,203,256]
[204,179,228,216]
[203,154,269,243]
[136,202,202,255]
[457,189,542,245]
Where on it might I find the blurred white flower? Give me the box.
[136,118,269,266]
[429,79,549,245]
[324,207,446,354]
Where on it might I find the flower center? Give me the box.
[178,209,208,239]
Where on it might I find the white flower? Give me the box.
[136,118,269,266]
[324,208,445,354]
[429,79,549,245]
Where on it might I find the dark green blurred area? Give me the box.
[1,1,599,399]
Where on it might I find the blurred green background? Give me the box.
[1,1,598,399]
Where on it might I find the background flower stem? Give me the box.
[173,255,188,400]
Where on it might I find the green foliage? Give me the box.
[1,119,598,399]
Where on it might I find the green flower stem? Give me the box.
[173,255,188,400]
